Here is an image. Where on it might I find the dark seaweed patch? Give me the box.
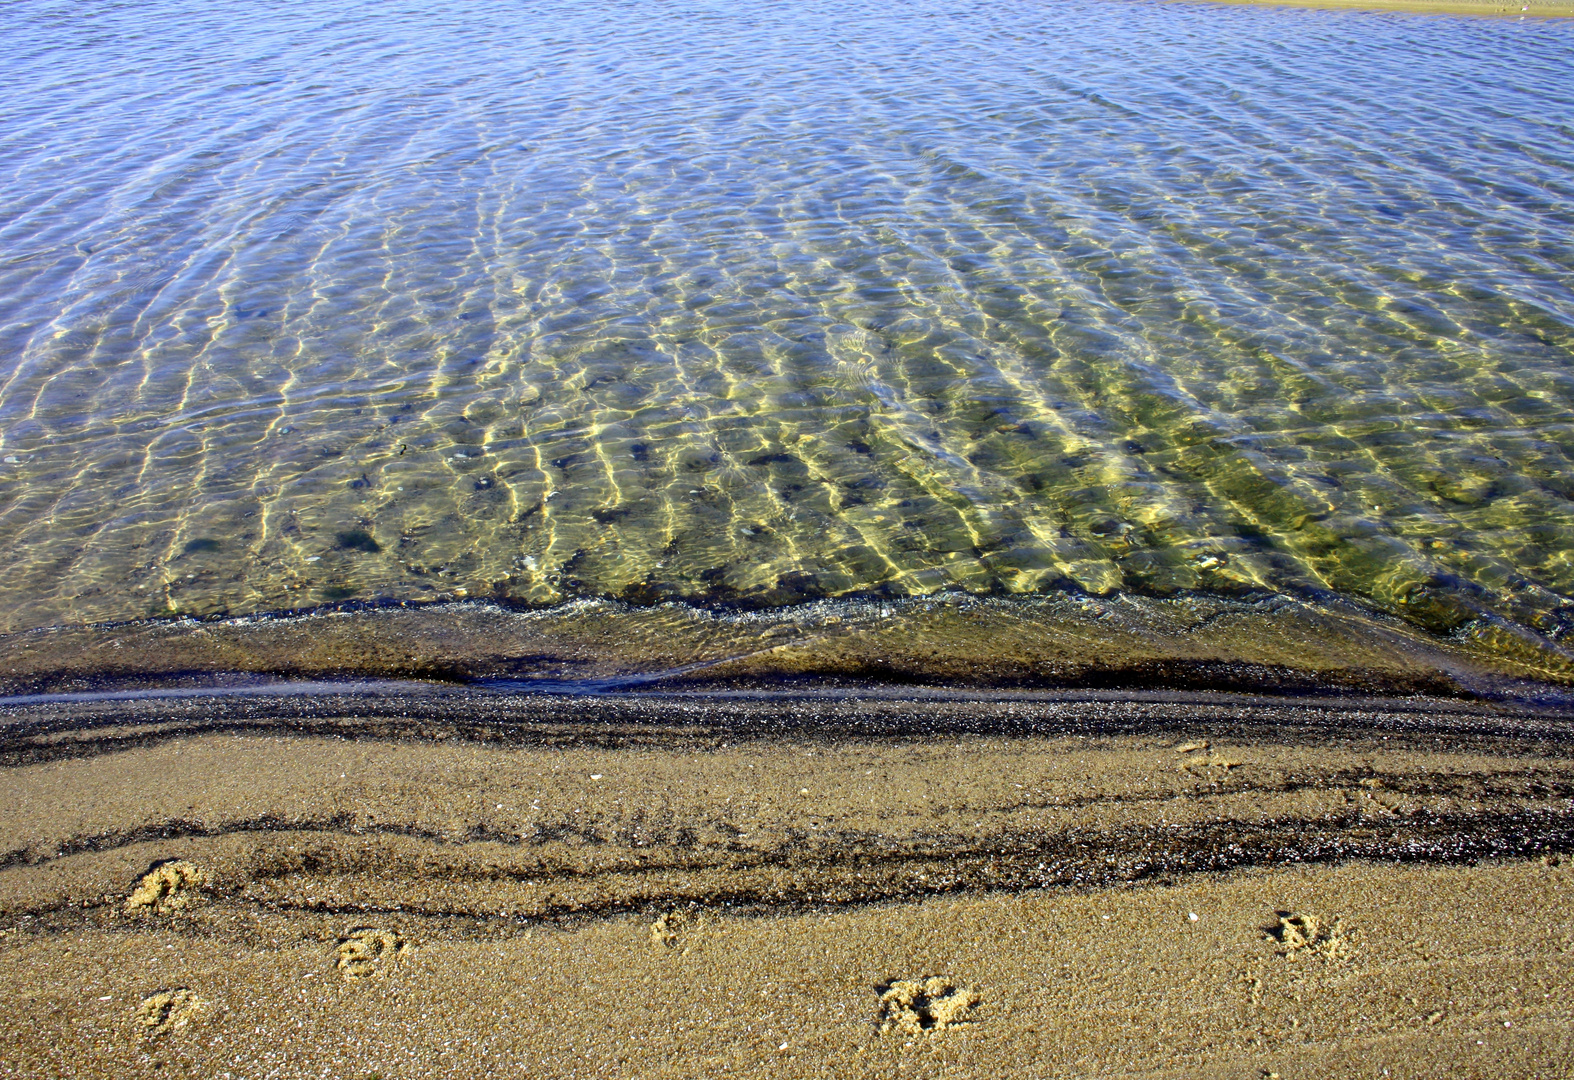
[335,530,381,553]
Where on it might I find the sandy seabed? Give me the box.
[0,689,1570,1078]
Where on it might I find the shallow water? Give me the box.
[2,1,1573,677]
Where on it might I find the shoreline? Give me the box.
[2,687,1571,1075]
[4,591,1574,707]
[1196,0,1574,15]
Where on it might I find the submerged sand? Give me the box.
[1,687,1571,1077]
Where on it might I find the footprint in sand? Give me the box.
[1174,741,1243,778]
[335,927,406,980]
[877,977,981,1036]
[137,988,206,1037]
[126,860,206,914]
[1267,911,1350,960]
[649,910,706,953]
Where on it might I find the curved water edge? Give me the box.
[4,590,1574,705]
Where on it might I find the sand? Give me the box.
[4,859,1572,1079]
[1223,0,1573,14]
[1,687,1572,1077]
[6,593,1574,703]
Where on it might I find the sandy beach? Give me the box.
[3,0,1572,1075]
[1218,0,1573,16]
[2,688,1570,1077]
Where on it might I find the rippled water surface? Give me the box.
[2,0,1573,671]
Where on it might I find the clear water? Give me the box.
[2,0,1573,675]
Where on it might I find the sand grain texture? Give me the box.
[1,690,1570,1077]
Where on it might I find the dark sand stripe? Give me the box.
[3,687,1570,928]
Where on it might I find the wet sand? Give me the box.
[5,593,1573,703]
[1,688,1571,1077]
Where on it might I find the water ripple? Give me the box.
[0,0,1570,664]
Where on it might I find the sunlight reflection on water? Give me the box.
[0,0,1571,677]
